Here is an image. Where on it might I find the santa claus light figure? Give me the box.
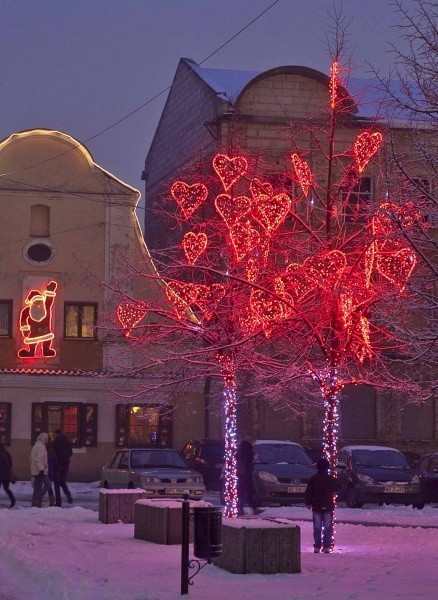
[18,280,58,359]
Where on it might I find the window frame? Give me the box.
[0,300,13,338]
[64,302,98,340]
[31,402,98,447]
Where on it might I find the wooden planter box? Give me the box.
[214,518,301,574]
[99,489,147,524]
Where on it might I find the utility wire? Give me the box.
[0,0,281,178]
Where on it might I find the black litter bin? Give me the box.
[193,506,223,560]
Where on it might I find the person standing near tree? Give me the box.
[52,429,73,507]
[305,458,338,553]
[236,440,262,516]
[0,443,16,508]
[30,432,51,508]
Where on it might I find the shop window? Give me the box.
[0,403,12,446]
[342,177,372,222]
[31,402,98,447]
[115,403,173,448]
[0,301,12,338]
[64,303,97,339]
[30,204,50,237]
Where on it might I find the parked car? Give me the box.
[252,440,316,506]
[181,439,225,490]
[415,452,438,503]
[100,448,205,500]
[337,445,423,509]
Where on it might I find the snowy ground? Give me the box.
[0,482,437,600]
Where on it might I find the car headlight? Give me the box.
[186,476,203,483]
[410,475,420,484]
[357,473,375,484]
[141,476,161,484]
[258,471,278,483]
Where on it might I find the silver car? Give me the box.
[100,448,205,500]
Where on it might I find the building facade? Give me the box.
[0,129,223,481]
[142,59,437,454]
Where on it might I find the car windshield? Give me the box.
[255,444,312,465]
[130,450,188,469]
[200,443,225,461]
[352,449,409,469]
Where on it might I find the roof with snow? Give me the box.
[183,58,407,121]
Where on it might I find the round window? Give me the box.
[23,239,56,265]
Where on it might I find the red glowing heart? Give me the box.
[354,131,383,173]
[182,232,208,265]
[245,258,259,283]
[165,281,199,318]
[117,301,147,337]
[250,289,293,329]
[212,153,248,191]
[290,153,313,197]
[239,305,262,333]
[250,178,273,203]
[171,181,208,219]
[285,263,315,300]
[229,221,260,262]
[252,193,292,235]
[214,194,251,227]
[304,250,347,289]
[195,283,226,321]
[376,248,417,290]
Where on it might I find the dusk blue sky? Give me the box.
[1,1,410,203]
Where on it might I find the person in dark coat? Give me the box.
[51,430,73,507]
[236,440,262,516]
[0,443,16,508]
[304,457,338,553]
[46,438,57,507]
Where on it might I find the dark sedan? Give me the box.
[253,440,317,506]
[181,439,225,490]
[415,452,438,503]
[337,445,423,508]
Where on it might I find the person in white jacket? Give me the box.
[30,432,51,507]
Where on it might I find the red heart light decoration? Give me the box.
[214,194,251,228]
[285,263,314,300]
[165,281,199,318]
[250,178,273,203]
[250,289,293,333]
[291,153,313,197]
[354,131,383,173]
[252,193,292,235]
[212,153,248,191]
[229,221,260,262]
[376,248,417,291]
[181,232,208,265]
[372,202,422,238]
[304,250,347,290]
[350,316,372,364]
[195,283,226,321]
[245,258,259,282]
[239,305,262,334]
[170,181,208,219]
[117,301,147,337]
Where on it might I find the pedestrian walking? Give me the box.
[52,429,73,507]
[304,457,338,553]
[236,440,262,516]
[30,432,51,508]
[0,443,16,508]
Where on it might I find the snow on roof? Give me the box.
[254,440,302,446]
[183,58,260,103]
[184,58,414,121]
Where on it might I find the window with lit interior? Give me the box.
[64,303,97,339]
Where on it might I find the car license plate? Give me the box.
[287,485,306,493]
[384,485,406,493]
[165,488,180,494]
